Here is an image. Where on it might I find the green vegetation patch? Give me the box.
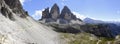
[60,33,117,44]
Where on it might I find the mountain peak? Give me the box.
[51,3,59,10]
[62,6,71,13]
[53,3,58,7]
[50,3,60,20]
[84,17,93,21]
[64,6,70,10]
[41,7,50,19]
[59,6,71,19]
[83,17,105,24]
[40,4,83,24]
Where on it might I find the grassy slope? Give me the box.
[60,33,120,44]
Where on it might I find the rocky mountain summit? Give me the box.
[39,3,120,39]
[40,3,83,24]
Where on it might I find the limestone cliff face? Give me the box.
[41,7,50,19]
[0,0,15,20]
[40,3,83,24]
[50,3,60,21]
[0,0,28,20]
[4,0,28,18]
[60,6,72,20]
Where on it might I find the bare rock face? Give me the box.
[40,3,82,24]
[1,7,15,20]
[1,7,8,17]
[71,13,77,20]
[4,0,22,9]
[4,0,28,18]
[0,0,29,21]
[60,6,78,21]
[59,6,80,24]
[50,3,60,21]
[60,6,72,20]
[41,7,50,19]
[0,0,15,21]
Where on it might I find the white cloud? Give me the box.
[72,11,87,20]
[20,0,25,5]
[32,9,44,20]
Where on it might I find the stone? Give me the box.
[4,0,28,18]
[60,6,72,20]
[41,7,50,19]
[1,7,15,21]
[60,6,79,21]
[71,13,77,20]
[50,3,60,21]
[1,7,8,17]
[40,3,82,24]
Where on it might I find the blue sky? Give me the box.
[20,0,120,21]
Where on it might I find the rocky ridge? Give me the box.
[40,3,83,24]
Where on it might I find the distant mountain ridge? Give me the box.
[83,17,120,26]
[83,18,105,24]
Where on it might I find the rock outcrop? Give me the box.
[0,0,15,20]
[60,6,72,20]
[50,3,60,21]
[0,0,29,21]
[41,7,50,19]
[59,6,79,24]
[4,0,28,18]
[1,7,15,20]
[40,3,83,24]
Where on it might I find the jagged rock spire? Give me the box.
[60,6,73,21]
[61,6,71,14]
[40,3,82,24]
[50,3,60,21]
[41,7,50,19]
